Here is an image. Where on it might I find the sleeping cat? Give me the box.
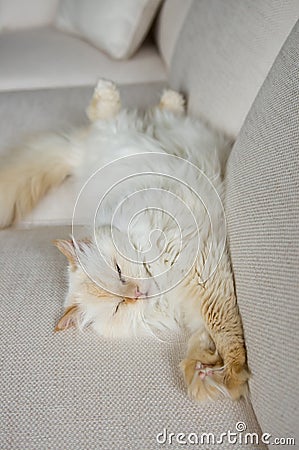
[0,79,250,402]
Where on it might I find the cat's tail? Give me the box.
[0,133,78,228]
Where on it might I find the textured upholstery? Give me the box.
[169,0,299,137]
[1,3,298,447]
[225,21,299,442]
[0,226,265,450]
[0,27,166,91]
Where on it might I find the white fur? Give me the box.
[159,89,185,114]
[59,108,232,338]
[0,85,233,339]
[86,79,121,122]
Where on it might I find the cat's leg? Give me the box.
[0,133,78,228]
[180,327,227,401]
[181,317,249,402]
[86,79,121,122]
[200,290,250,400]
[181,257,250,401]
[159,89,185,115]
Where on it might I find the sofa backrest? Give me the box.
[0,0,59,30]
[162,0,299,440]
[225,21,298,442]
[166,0,298,137]
[155,0,193,68]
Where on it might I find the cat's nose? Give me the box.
[135,287,146,298]
[135,287,142,298]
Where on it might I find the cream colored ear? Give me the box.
[55,305,79,332]
[53,239,77,269]
[54,238,92,270]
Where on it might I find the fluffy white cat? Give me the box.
[0,80,249,401]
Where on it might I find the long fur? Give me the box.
[0,81,249,401]
[0,133,83,228]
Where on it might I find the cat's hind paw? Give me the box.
[86,78,121,122]
[159,89,185,115]
[180,357,249,402]
[181,357,229,402]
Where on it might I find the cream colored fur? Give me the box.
[0,133,82,228]
[0,80,249,402]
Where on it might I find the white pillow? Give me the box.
[55,0,162,59]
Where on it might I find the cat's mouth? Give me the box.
[123,290,149,304]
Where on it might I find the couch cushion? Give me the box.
[225,21,299,443]
[0,27,167,91]
[56,0,162,60]
[0,226,265,449]
[169,0,299,137]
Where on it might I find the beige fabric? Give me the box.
[0,27,167,92]
[0,226,265,449]
[0,0,59,30]
[225,21,299,443]
[170,0,299,137]
[56,0,162,60]
[154,0,193,67]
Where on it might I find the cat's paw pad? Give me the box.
[181,358,229,402]
[86,78,121,122]
[181,357,249,402]
[159,89,185,114]
[195,361,225,380]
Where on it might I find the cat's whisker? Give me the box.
[205,376,230,398]
[24,80,249,402]
[113,298,125,315]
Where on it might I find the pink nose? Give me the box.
[135,287,143,298]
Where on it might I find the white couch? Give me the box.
[0,1,298,449]
[0,0,167,92]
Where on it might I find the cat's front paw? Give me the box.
[181,356,227,402]
[222,359,250,400]
[180,357,249,402]
[159,90,185,115]
[86,79,121,122]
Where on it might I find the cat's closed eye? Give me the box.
[116,263,126,284]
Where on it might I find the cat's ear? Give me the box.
[55,305,79,332]
[53,239,78,269]
[54,238,92,270]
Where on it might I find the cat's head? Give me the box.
[54,226,162,334]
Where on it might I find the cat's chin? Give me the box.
[58,292,177,339]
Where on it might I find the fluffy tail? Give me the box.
[0,133,76,228]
